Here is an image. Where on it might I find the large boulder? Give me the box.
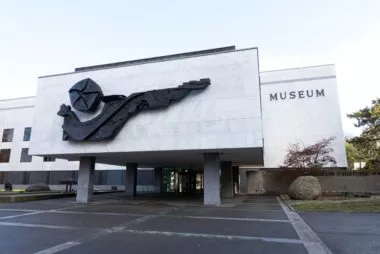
[25,183,50,192]
[288,176,321,200]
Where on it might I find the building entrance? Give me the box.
[162,168,203,194]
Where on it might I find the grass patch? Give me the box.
[291,199,380,212]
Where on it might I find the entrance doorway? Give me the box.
[162,168,203,194]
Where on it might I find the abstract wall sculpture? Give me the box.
[57,78,211,141]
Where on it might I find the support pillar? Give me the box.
[125,163,137,196]
[44,171,51,185]
[239,168,247,193]
[221,161,234,198]
[154,167,162,193]
[232,166,239,194]
[203,153,220,206]
[76,157,95,203]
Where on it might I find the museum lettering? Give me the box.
[269,89,325,101]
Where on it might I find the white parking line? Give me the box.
[178,208,283,212]
[276,197,332,254]
[0,211,45,220]
[34,241,82,254]
[32,207,177,254]
[0,221,78,230]
[0,208,41,212]
[123,229,303,244]
[51,204,88,212]
[240,202,282,205]
[165,215,290,223]
[0,204,88,220]
[0,209,289,224]
[50,210,143,217]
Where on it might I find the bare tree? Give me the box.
[281,137,337,168]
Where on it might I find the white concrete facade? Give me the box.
[261,65,347,168]
[30,48,263,167]
[0,97,122,172]
[0,47,347,172]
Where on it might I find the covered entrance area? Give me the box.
[162,168,204,195]
[49,148,263,206]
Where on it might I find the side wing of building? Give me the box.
[260,65,347,168]
[0,97,122,172]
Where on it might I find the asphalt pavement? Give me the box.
[301,212,380,254]
[0,194,309,254]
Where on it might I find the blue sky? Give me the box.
[0,0,379,136]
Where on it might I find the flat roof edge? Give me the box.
[260,63,335,73]
[38,46,259,79]
[0,96,36,102]
[75,46,236,72]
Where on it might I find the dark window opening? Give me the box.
[23,127,32,141]
[0,149,11,163]
[20,148,32,163]
[2,129,14,142]
[43,156,55,162]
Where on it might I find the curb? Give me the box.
[279,194,296,212]
[277,197,333,254]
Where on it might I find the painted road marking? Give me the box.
[174,207,284,212]
[34,241,82,254]
[0,221,79,230]
[50,210,143,217]
[122,229,303,244]
[0,204,88,220]
[32,207,177,254]
[165,215,290,223]
[49,211,288,223]
[277,197,332,254]
[0,208,41,212]
[0,211,45,220]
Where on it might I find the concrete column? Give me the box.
[125,163,137,196]
[203,153,221,206]
[221,161,234,198]
[44,171,51,185]
[154,167,162,193]
[232,166,239,194]
[76,157,96,203]
[239,168,247,193]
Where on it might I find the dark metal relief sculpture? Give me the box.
[57,78,210,141]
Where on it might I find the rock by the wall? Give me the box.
[25,183,51,192]
[288,176,321,200]
[246,171,380,195]
[247,171,266,194]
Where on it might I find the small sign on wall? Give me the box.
[269,89,325,101]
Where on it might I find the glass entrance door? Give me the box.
[163,168,203,194]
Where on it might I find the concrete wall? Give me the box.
[1,169,157,191]
[247,170,380,194]
[30,48,263,161]
[2,54,347,171]
[0,97,124,171]
[260,65,347,168]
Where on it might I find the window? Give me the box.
[2,129,14,142]
[23,127,32,141]
[43,156,55,162]
[0,149,11,163]
[20,148,32,163]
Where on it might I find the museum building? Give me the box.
[0,46,347,205]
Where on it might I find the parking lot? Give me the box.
[0,194,320,254]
